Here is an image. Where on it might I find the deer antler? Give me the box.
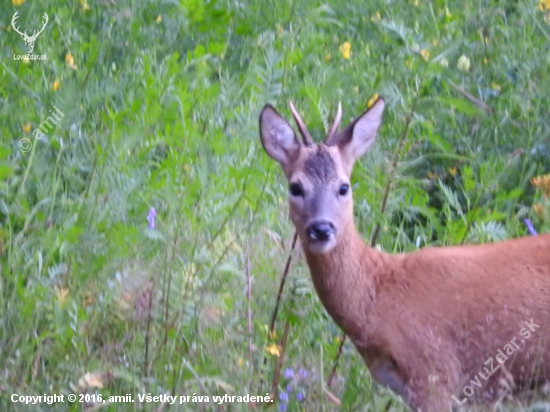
[325,101,342,142]
[11,12,48,41]
[11,11,27,38]
[29,14,49,40]
[289,101,313,146]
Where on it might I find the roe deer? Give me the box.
[259,97,550,411]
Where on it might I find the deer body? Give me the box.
[259,98,550,411]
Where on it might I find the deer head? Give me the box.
[259,98,385,254]
[11,11,49,54]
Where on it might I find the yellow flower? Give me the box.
[420,49,430,61]
[532,174,550,197]
[405,58,414,69]
[12,0,25,5]
[484,57,489,65]
[457,55,471,72]
[53,79,61,91]
[237,358,244,367]
[22,55,30,64]
[339,42,351,59]
[325,53,331,61]
[367,93,379,108]
[80,0,90,10]
[78,372,104,389]
[65,53,78,70]
[22,123,31,133]
[491,82,501,91]
[54,285,69,303]
[539,0,550,11]
[448,167,457,176]
[156,15,162,23]
[265,344,281,357]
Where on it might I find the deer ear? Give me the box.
[259,105,301,167]
[326,97,385,163]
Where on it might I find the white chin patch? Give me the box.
[306,239,336,254]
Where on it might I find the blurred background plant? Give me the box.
[530,173,550,234]
[0,0,549,410]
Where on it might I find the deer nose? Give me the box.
[306,221,335,241]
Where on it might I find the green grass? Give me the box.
[1,0,549,411]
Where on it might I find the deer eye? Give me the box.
[289,183,304,197]
[339,184,349,196]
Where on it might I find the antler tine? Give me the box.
[325,101,342,143]
[11,11,25,36]
[31,14,48,37]
[289,101,314,146]
[42,13,49,27]
[35,13,49,36]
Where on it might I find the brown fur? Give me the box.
[259,99,550,411]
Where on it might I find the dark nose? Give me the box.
[306,221,335,241]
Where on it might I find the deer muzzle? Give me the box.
[306,221,335,242]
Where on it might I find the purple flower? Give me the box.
[279,403,287,411]
[286,384,292,393]
[296,392,304,402]
[298,367,307,378]
[147,207,156,229]
[284,368,293,379]
[524,218,538,236]
[279,391,288,402]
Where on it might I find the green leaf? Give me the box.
[440,96,484,117]
[0,165,14,180]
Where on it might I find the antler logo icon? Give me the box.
[11,11,49,54]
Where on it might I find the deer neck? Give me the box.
[302,223,382,343]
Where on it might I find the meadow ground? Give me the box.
[1,0,550,410]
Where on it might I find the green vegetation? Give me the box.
[1,0,549,410]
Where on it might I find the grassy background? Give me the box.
[1,0,550,410]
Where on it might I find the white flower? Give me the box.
[457,55,470,72]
